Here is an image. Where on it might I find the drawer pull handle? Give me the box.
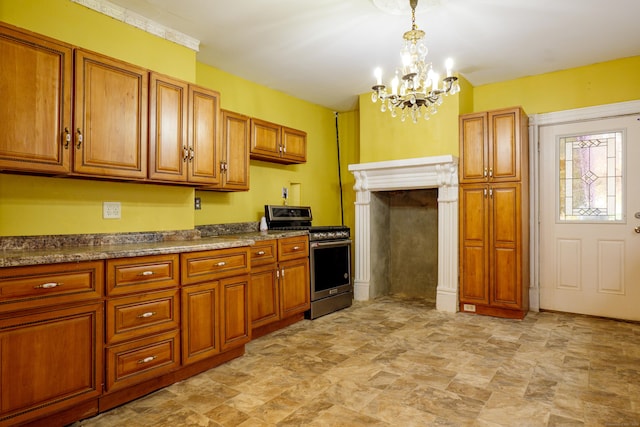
[139,271,155,276]
[293,246,301,250]
[216,261,226,267]
[137,311,156,319]
[138,356,157,364]
[34,282,62,289]
[257,251,266,255]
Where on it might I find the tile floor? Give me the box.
[72,296,640,426]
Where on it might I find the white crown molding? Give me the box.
[70,0,200,51]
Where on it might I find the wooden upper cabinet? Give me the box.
[0,23,73,174]
[459,107,527,184]
[73,49,148,180]
[187,85,221,185]
[250,118,306,164]
[459,112,488,183]
[148,73,189,182]
[282,127,307,163]
[219,110,250,191]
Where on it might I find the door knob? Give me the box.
[635,226,640,234]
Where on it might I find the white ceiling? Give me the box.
[106,0,640,112]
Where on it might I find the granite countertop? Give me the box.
[0,226,308,268]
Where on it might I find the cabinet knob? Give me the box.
[634,226,640,234]
[138,356,157,364]
[216,261,226,267]
[489,168,493,177]
[257,250,266,255]
[76,128,83,149]
[293,246,301,250]
[34,282,62,289]
[138,271,155,276]
[64,127,71,149]
[137,311,156,319]
[483,168,488,177]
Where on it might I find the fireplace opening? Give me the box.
[370,189,438,301]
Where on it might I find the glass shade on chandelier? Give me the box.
[371,0,460,123]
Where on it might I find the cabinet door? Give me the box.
[279,258,310,318]
[489,183,522,308]
[250,118,281,160]
[250,264,279,328]
[181,281,220,365]
[0,302,103,425]
[488,108,522,182]
[148,73,188,182]
[459,185,490,305]
[220,274,250,351]
[459,112,488,183]
[73,49,148,179]
[0,24,72,174]
[187,85,221,184]
[282,127,307,163]
[221,110,250,190]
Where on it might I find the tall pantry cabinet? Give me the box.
[458,107,530,319]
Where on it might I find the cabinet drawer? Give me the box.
[181,247,250,285]
[0,261,103,313]
[278,235,309,261]
[250,240,277,267]
[105,330,180,392]
[106,289,180,344]
[106,254,179,296]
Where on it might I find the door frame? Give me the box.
[528,99,640,311]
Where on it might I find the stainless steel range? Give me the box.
[264,205,352,319]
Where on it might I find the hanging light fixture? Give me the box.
[371,0,460,123]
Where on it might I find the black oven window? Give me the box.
[312,244,351,292]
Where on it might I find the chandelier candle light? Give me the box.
[371,0,460,123]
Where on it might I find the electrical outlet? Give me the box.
[194,197,201,210]
[282,187,288,199]
[103,202,121,219]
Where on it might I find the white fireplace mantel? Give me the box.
[348,156,459,313]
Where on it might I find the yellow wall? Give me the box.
[0,0,342,236]
[473,56,640,115]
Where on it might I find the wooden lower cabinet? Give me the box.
[250,236,310,338]
[280,258,310,318]
[181,280,220,364]
[459,183,529,319]
[220,274,250,351]
[105,330,180,392]
[0,245,255,425]
[250,264,280,329]
[0,302,103,426]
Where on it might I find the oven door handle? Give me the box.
[311,239,352,248]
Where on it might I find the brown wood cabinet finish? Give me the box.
[187,85,221,185]
[0,260,104,313]
[215,110,250,191]
[249,118,307,164]
[181,279,220,365]
[220,274,251,351]
[0,23,73,175]
[459,107,527,184]
[106,254,179,296]
[73,49,148,180]
[148,73,189,182]
[0,302,103,426]
[459,106,529,319]
[105,330,180,392]
[250,236,310,336]
[105,289,180,344]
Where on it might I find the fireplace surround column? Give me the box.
[348,156,459,313]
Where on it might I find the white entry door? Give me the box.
[539,114,640,321]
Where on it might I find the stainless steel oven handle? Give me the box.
[310,239,352,248]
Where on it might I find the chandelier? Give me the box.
[371,0,460,123]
